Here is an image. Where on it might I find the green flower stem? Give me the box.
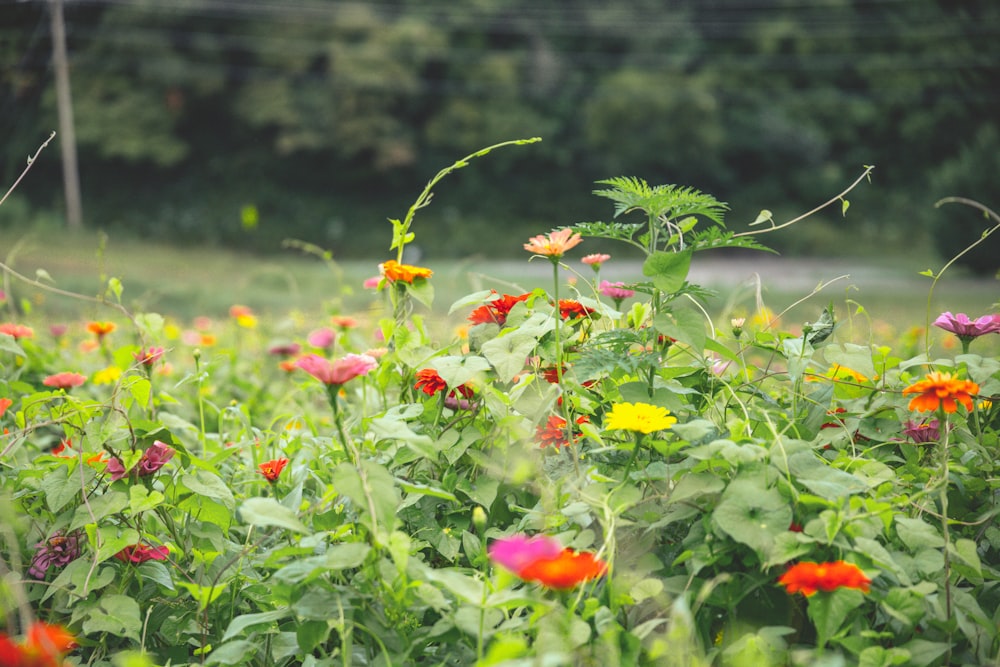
[937,406,954,662]
[328,385,383,543]
[621,433,645,483]
[550,259,572,442]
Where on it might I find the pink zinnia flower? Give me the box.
[523,229,583,259]
[42,372,87,390]
[307,328,336,349]
[296,353,377,386]
[107,440,175,481]
[488,535,563,574]
[133,346,165,366]
[363,276,381,289]
[49,324,69,338]
[599,280,635,301]
[28,530,82,579]
[933,312,1000,338]
[902,418,942,443]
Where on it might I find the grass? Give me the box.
[2,226,997,350]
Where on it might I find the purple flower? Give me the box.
[108,440,175,481]
[28,530,82,579]
[599,280,635,301]
[902,419,942,444]
[933,312,1000,338]
[268,342,301,357]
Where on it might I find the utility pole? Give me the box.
[49,0,83,229]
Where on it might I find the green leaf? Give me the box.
[70,490,128,531]
[181,470,236,511]
[81,594,143,641]
[712,477,792,560]
[332,461,399,540]
[652,308,705,353]
[823,343,876,383]
[177,581,228,611]
[93,526,141,563]
[806,588,865,648]
[642,250,692,294]
[750,209,774,226]
[841,199,850,216]
[897,639,950,667]
[481,333,537,383]
[397,479,459,502]
[128,485,165,515]
[204,640,258,665]
[431,355,491,390]
[222,609,291,642]
[239,497,311,534]
[40,465,77,513]
[894,517,945,551]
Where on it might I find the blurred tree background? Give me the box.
[1,0,997,269]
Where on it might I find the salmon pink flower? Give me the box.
[258,458,289,482]
[379,259,433,284]
[523,228,583,259]
[115,544,170,564]
[0,323,33,339]
[331,315,358,329]
[581,253,610,269]
[778,560,871,596]
[296,353,377,386]
[42,372,87,390]
[902,371,979,413]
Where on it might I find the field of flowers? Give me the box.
[2,142,1000,666]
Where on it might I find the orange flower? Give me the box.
[518,549,607,589]
[902,371,979,413]
[0,397,12,419]
[0,622,78,667]
[523,228,583,258]
[414,368,448,396]
[535,414,590,450]
[379,260,432,284]
[777,560,871,596]
[86,321,116,338]
[258,458,289,482]
[558,299,596,320]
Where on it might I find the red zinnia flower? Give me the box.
[558,300,595,320]
[133,346,165,367]
[42,372,87,390]
[0,397,12,419]
[467,292,532,327]
[115,544,170,564]
[258,458,289,482]
[0,621,78,667]
[518,549,607,589]
[535,414,589,449]
[902,371,979,413]
[778,560,871,596]
[414,368,448,396]
[295,353,377,386]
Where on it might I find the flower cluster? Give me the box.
[778,560,872,596]
[489,534,607,590]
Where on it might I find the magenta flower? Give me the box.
[42,372,87,390]
[599,280,635,301]
[363,276,381,289]
[28,530,82,579]
[268,342,301,357]
[108,440,175,481]
[296,353,377,386]
[902,419,942,444]
[487,534,563,574]
[933,312,1000,338]
[115,544,170,564]
[307,328,337,349]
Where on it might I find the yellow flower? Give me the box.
[93,366,123,385]
[604,402,677,434]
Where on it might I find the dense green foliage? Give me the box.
[1,0,998,266]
